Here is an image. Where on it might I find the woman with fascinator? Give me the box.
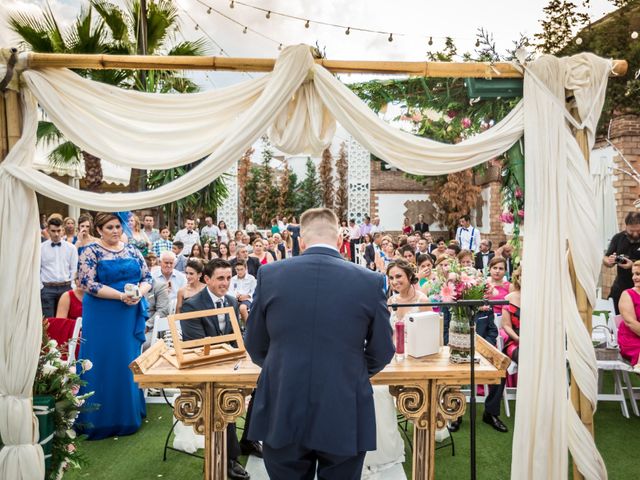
[76,212,151,439]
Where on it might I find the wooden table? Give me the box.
[130,337,508,480]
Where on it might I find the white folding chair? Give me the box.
[67,317,82,363]
[594,314,639,417]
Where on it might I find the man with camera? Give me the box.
[604,212,640,313]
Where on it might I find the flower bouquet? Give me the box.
[34,324,95,480]
[427,259,489,363]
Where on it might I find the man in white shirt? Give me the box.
[41,216,78,317]
[200,216,220,244]
[229,259,257,322]
[369,216,384,234]
[152,251,187,303]
[173,218,200,255]
[455,214,481,253]
[245,218,258,234]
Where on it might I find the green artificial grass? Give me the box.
[65,372,639,480]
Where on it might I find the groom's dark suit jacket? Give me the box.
[245,246,395,456]
[180,289,239,340]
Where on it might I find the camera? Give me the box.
[615,254,629,265]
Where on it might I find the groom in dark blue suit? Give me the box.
[245,208,395,479]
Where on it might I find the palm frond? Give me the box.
[145,0,178,54]
[168,39,208,57]
[37,121,65,146]
[48,141,82,167]
[66,8,108,54]
[8,12,56,52]
[41,5,68,52]
[91,0,131,45]
[162,76,200,94]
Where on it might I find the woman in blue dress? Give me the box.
[77,212,152,439]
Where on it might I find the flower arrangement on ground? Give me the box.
[34,323,95,479]
[426,258,490,362]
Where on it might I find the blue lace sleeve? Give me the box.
[128,244,151,285]
[78,244,103,295]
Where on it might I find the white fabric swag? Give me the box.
[0,44,611,480]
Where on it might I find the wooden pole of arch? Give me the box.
[24,52,628,78]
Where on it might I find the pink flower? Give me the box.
[461,117,472,129]
[447,110,458,119]
[514,187,523,199]
[412,112,423,122]
[67,443,76,453]
[440,282,456,302]
[460,271,476,287]
[518,209,525,219]
[499,212,514,224]
[71,385,80,395]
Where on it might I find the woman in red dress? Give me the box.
[55,277,84,320]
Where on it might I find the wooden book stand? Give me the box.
[162,306,246,369]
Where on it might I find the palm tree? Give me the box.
[10,0,206,190]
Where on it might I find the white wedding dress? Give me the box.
[361,301,407,479]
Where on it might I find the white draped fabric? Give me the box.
[0,44,611,479]
[591,147,619,249]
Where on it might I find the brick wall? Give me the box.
[597,113,640,297]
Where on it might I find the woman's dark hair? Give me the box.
[78,213,93,227]
[488,256,507,269]
[190,243,203,258]
[386,258,419,285]
[186,258,204,274]
[416,253,434,267]
[94,212,120,231]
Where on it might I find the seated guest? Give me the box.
[445,243,461,257]
[399,244,416,264]
[433,237,448,259]
[143,277,171,350]
[175,258,206,314]
[144,252,158,270]
[474,239,494,272]
[218,242,231,260]
[417,253,437,293]
[457,249,475,269]
[487,257,511,315]
[230,245,261,277]
[172,241,187,272]
[229,260,256,323]
[502,267,522,364]
[55,276,84,321]
[181,259,259,478]
[189,243,205,260]
[251,238,275,266]
[152,251,187,303]
[617,260,640,369]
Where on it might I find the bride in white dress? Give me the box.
[362,259,431,478]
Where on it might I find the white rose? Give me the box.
[48,339,58,349]
[82,360,93,372]
[42,362,57,376]
[66,429,76,439]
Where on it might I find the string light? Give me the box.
[229,0,234,7]
[576,37,583,45]
[266,10,271,19]
[305,19,310,28]
[243,26,247,34]
[632,31,639,40]
[428,36,433,46]
[345,27,350,35]
[195,24,199,30]
[207,7,211,14]
[475,38,480,47]
[388,33,393,42]
[278,43,283,50]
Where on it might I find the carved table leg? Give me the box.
[390,383,432,480]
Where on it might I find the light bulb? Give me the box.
[475,38,480,47]
[243,26,247,34]
[388,33,393,42]
[305,20,310,28]
[266,11,271,19]
[632,31,639,40]
[207,7,211,14]
[278,43,283,50]
[195,24,199,30]
[229,0,234,8]
[345,27,350,35]
[428,36,433,46]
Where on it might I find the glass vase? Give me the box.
[448,307,471,363]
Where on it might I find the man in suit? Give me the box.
[474,239,495,272]
[414,213,429,234]
[230,245,261,277]
[181,259,260,480]
[245,208,395,480]
[363,232,382,271]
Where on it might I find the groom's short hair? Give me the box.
[300,208,339,243]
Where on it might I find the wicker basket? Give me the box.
[595,347,621,362]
